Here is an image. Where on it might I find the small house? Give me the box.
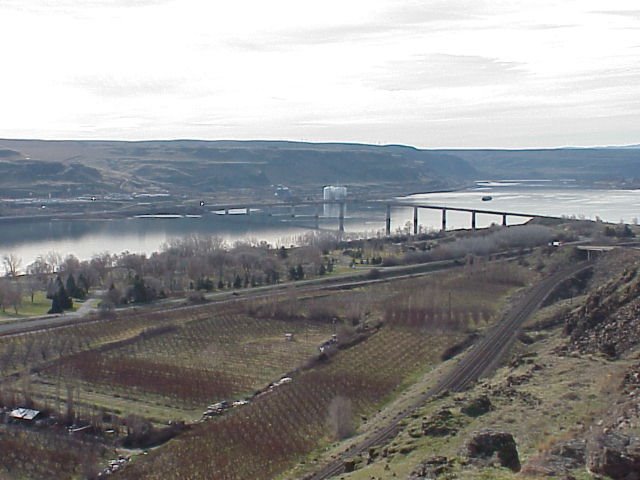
[10,408,40,422]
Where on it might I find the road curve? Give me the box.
[306,261,592,480]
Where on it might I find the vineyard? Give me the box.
[0,259,533,478]
[33,314,333,417]
[0,425,111,479]
[114,327,464,480]
[113,263,530,479]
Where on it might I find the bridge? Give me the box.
[200,199,565,235]
[389,202,562,236]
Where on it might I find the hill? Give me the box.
[440,147,640,183]
[2,139,640,200]
[0,139,475,199]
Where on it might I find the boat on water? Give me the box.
[481,196,493,201]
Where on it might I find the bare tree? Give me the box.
[7,282,22,314]
[45,251,62,273]
[2,253,22,278]
[326,395,355,440]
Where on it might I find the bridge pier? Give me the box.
[245,207,250,216]
[314,205,320,229]
[413,207,419,235]
[290,204,295,218]
[339,202,345,232]
[471,211,476,230]
[441,209,447,231]
[224,208,229,215]
[502,214,507,226]
[386,204,391,236]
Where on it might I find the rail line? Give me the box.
[307,261,591,480]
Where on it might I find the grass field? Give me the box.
[0,291,51,319]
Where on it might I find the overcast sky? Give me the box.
[1,0,639,148]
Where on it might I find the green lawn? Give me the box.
[0,290,78,319]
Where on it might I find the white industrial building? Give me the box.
[323,185,347,217]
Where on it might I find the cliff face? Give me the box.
[564,253,640,358]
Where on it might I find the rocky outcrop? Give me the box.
[587,431,640,479]
[421,409,459,437]
[407,456,453,479]
[465,430,521,472]
[564,265,640,357]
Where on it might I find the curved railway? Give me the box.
[307,261,591,480]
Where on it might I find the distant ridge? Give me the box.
[1,138,639,199]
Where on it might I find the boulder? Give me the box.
[587,431,640,480]
[343,459,356,473]
[461,395,493,417]
[549,439,586,469]
[466,430,521,472]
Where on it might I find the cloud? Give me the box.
[0,0,170,10]
[70,75,183,98]
[591,9,640,20]
[223,0,487,52]
[368,54,527,91]
[555,66,640,92]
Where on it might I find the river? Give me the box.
[1,181,639,270]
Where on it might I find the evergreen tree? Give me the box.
[66,274,81,299]
[77,272,90,295]
[131,275,149,303]
[288,266,298,281]
[48,276,72,312]
[48,294,63,314]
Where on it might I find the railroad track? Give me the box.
[307,261,591,480]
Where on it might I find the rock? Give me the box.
[422,409,458,437]
[461,395,493,417]
[587,431,640,479]
[343,459,356,473]
[550,439,586,469]
[465,430,521,472]
[407,456,452,479]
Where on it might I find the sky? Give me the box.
[0,0,639,148]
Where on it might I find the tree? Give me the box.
[288,266,298,281]
[106,282,122,306]
[66,273,86,299]
[48,276,72,313]
[27,256,53,277]
[25,275,41,303]
[129,275,150,303]
[326,396,354,440]
[7,282,22,314]
[2,253,22,278]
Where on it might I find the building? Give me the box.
[323,185,347,218]
[274,185,292,201]
[10,408,40,422]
